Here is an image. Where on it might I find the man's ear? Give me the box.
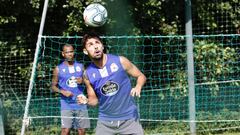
[83,49,88,55]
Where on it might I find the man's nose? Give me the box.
[68,52,73,56]
[94,44,98,49]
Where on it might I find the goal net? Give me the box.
[18,35,240,134]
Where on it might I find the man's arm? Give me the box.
[120,56,147,97]
[82,71,98,106]
[51,66,73,97]
[51,67,61,93]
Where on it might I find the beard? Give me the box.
[92,52,103,61]
[65,58,74,62]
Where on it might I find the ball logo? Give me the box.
[101,81,119,96]
[66,76,77,88]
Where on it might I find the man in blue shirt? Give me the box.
[78,33,146,135]
[52,44,90,135]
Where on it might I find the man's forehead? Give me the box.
[87,37,100,42]
[63,46,73,50]
[63,47,74,52]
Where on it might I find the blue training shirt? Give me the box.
[86,54,139,120]
[58,61,87,110]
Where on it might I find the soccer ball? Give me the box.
[83,3,108,27]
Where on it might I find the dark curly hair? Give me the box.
[81,32,103,48]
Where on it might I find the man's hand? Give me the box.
[76,77,83,84]
[60,90,73,97]
[77,94,88,104]
[130,87,141,97]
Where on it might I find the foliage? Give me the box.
[196,109,240,134]
[3,99,22,134]
[194,40,239,95]
[169,39,239,98]
[193,0,240,34]
[0,0,239,35]
[63,0,85,34]
[3,98,240,134]
[130,0,181,35]
[0,16,16,25]
[144,109,240,135]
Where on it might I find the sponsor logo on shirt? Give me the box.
[100,81,119,96]
[66,76,77,88]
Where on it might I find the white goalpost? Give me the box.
[20,0,49,135]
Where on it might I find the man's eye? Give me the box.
[65,51,73,53]
[87,43,93,47]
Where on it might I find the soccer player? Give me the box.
[78,33,146,135]
[51,44,90,135]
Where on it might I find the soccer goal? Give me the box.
[19,0,240,135]
[20,33,240,135]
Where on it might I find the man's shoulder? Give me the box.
[107,54,122,63]
[108,53,119,58]
[74,61,84,66]
[58,61,65,67]
[85,63,95,71]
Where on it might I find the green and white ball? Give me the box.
[83,3,108,27]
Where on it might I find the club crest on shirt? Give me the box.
[110,63,118,72]
[66,76,77,88]
[100,81,119,96]
[76,66,81,72]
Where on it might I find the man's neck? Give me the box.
[64,60,74,66]
[93,54,107,68]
